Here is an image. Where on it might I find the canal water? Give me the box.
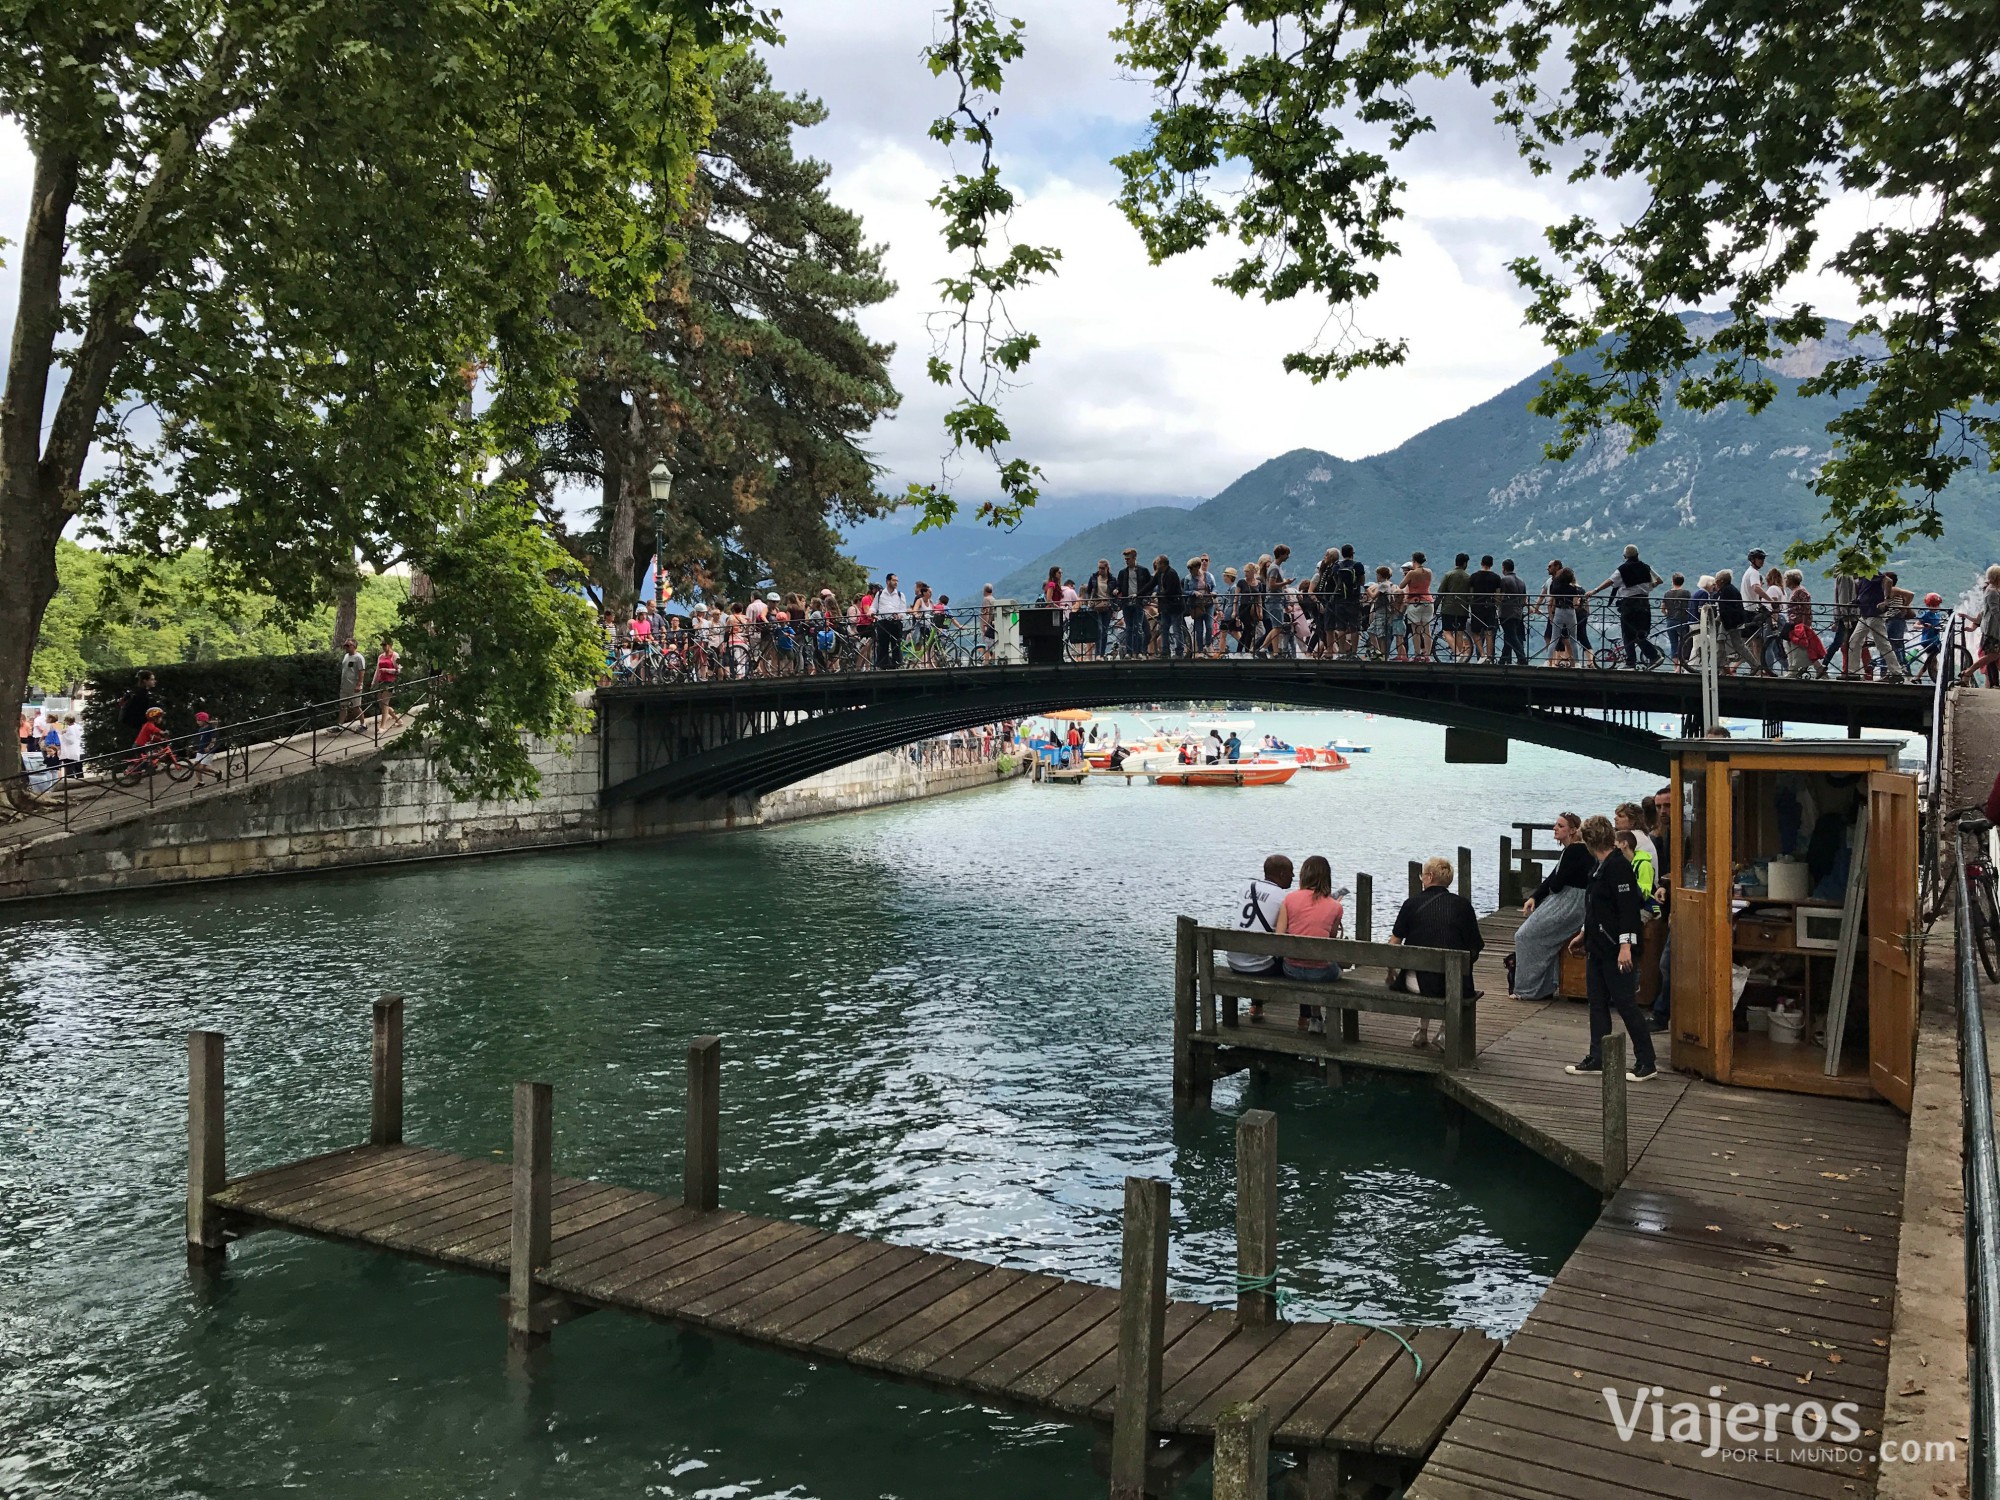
[1,711,1654,1499]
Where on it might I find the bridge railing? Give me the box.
[599,595,1958,686]
[2,674,443,843]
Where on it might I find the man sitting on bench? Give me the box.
[1226,853,1293,1022]
[1392,856,1485,1050]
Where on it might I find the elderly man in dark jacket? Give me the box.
[1393,855,1484,1048]
[1151,554,1186,657]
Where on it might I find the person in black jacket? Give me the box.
[1711,568,1765,675]
[1564,815,1659,1079]
[1394,856,1486,1048]
[1116,548,1152,656]
[1151,554,1186,657]
[118,670,159,748]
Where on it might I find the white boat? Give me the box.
[1330,739,1372,754]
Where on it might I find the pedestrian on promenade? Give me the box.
[1188,555,1217,655]
[1564,814,1659,1081]
[1662,574,1692,669]
[1438,553,1473,661]
[1404,553,1435,662]
[118,670,158,748]
[373,637,402,725]
[1547,567,1584,667]
[1467,555,1502,663]
[1590,545,1663,668]
[1153,553,1187,657]
[1116,548,1151,656]
[877,574,909,668]
[191,711,222,782]
[1710,570,1764,675]
[56,714,82,777]
[1393,855,1485,1049]
[1852,568,1907,681]
[1496,559,1531,666]
[337,639,367,729]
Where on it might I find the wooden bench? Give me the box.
[1173,919,1477,1105]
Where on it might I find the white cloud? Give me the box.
[0,5,1886,522]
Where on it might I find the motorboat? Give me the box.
[1329,738,1371,754]
[1148,761,1299,787]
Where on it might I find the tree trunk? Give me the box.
[331,585,359,652]
[0,478,68,784]
[577,383,645,618]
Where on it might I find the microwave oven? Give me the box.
[1795,906,1845,951]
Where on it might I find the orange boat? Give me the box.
[1148,761,1299,787]
[1294,746,1352,770]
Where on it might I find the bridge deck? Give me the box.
[210,1146,1498,1464]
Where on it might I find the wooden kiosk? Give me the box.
[1667,738,1919,1111]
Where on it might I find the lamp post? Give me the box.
[648,459,673,606]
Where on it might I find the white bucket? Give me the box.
[1769,1009,1805,1045]
[1767,859,1809,902]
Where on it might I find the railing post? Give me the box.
[1173,917,1199,1108]
[1110,1176,1169,1500]
[371,995,404,1146]
[685,1036,721,1211]
[1601,1032,1628,1197]
[1211,1402,1271,1500]
[508,1080,553,1348]
[1235,1110,1278,1329]
[187,1030,226,1262]
[1457,844,1472,901]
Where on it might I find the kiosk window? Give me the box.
[1681,774,1706,890]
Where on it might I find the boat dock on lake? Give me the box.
[186,1008,1499,1499]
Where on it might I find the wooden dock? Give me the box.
[1178,906,1912,1499]
[186,1008,1500,1498]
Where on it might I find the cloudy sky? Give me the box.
[0,4,1875,518]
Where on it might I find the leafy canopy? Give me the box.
[1,0,770,793]
[944,1,1996,568]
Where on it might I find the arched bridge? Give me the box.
[596,659,1928,807]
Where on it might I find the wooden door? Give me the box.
[1867,771,1919,1112]
[1669,757,1720,1077]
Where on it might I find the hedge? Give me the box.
[83,654,343,752]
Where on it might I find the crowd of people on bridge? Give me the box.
[599,545,2000,687]
[1225,790,1672,1080]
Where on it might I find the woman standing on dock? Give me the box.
[1508,811,1591,999]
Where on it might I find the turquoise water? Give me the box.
[0,711,1654,1498]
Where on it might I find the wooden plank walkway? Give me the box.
[1409,1080,1908,1500]
[206,1144,1498,1468]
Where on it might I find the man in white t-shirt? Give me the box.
[1225,853,1295,980]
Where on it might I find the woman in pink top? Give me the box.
[1277,855,1345,1031]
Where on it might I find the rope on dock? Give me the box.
[1229,1271,1425,1380]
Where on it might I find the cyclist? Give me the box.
[129,706,180,776]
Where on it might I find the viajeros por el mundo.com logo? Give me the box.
[1603,1385,1958,1466]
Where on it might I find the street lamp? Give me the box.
[648,459,673,606]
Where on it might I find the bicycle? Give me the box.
[113,742,194,787]
[1957,808,2000,982]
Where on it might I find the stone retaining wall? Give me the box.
[1,737,1020,905]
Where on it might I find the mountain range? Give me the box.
[989,322,2000,602]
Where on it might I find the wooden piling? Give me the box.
[1407,860,1422,901]
[1353,872,1373,942]
[1235,1111,1278,1329]
[187,1030,226,1260]
[508,1080,553,1347]
[1601,1032,1628,1197]
[371,995,404,1147]
[685,1036,721,1211]
[1173,916,1198,1108]
[1457,845,1472,900]
[1109,1176,1170,1500]
[1499,835,1516,907]
[1441,953,1474,1069]
[1211,1401,1271,1500]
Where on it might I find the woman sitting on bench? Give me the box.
[1277,855,1346,1034]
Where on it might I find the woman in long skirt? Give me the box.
[1510,811,1592,999]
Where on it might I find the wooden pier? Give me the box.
[186,1003,1500,1498]
[1176,904,1912,1499]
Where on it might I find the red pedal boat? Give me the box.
[1148,761,1299,787]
